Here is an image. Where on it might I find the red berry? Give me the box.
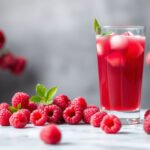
[28,102,37,112]
[90,111,107,127]
[0,53,16,70]
[53,94,71,110]
[9,111,28,128]
[19,109,31,123]
[144,115,150,134]
[12,92,30,109]
[30,109,47,126]
[87,105,99,111]
[83,108,99,124]
[0,30,5,49]
[10,57,26,75]
[72,97,87,111]
[101,115,122,134]
[38,104,46,110]
[0,102,9,110]
[144,109,150,119]
[63,106,82,124]
[44,105,62,123]
[0,109,12,126]
[40,124,61,144]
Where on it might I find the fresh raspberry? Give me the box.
[0,102,9,110]
[0,109,12,126]
[0,30,5,48]
[0,53,16,70]
[12,92,30,109]
[19,109,31,123]
[10,56,26,75]
[71,97,87,111]
[87,105,99,111]
[9,111,28,128]
[63,106,82,124]
[28,102,37,112]
[40,124,61,144]
[83,108,99,124]
[30,109,47,126]
[144,109,150,119]
[144,115,150,134]
[38,104,46,110]
[53,94,71,110]
[101,115,122,134]
[44,105,62,123]
[90,111,107,127]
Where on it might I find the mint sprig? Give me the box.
[102,31,113,36]
[30,83,58,105]
[94,18,101,35]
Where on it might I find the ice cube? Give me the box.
[105,52,126,67]
[123,32,134,36]
[110,35,128,51]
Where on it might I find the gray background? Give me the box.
[0,0,150,108]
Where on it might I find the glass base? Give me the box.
[102,108,140,125]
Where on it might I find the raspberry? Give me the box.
[0,102,9,110]
[53,94,71,110]
[0,53,16,70]
[87,105,99,111]
[30,109,47,126]
[44,105,62,123]
[40,124,61,144]
[101,115,122,134]
[12,92,30,109]
[19,109,31,123]
[9,111,27,128]
[144,109,150,119]
[38,104,46,110]
[71,97,87,111]
[0,30,5,48]
[83,108,99,124]
[10,57,26,75]
[28,102,37,112]
[0,109,12,126]
[63,106,82,124]
[144,115,150,134]
[90,111,107,127]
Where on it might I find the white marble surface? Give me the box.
[0,110,149,150]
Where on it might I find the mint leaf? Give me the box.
[30,96,41,103]
[9,106,17,113]
[36,84,47,97]
[46,87,58,101]
[94,18,101,35]
[17,103,21,110]
[102,31,113,36]
[45,99,53,105]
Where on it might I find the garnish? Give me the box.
[30,83,58,105]
[9,103,21,113]
[94,18,101,35]
[102,31,113,36]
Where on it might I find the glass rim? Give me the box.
[103,25,145,30]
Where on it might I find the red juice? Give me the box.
[96,33,145,111]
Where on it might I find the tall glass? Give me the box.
[96,26,146,124]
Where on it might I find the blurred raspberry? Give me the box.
[10,56,26,75]
[0,30,5,49]
[0,53,16,70]
[28,102,37,112]
[146,52,150,66]
[0,102,9,110]
[0,109,12,126]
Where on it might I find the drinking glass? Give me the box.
[96,26,145,124]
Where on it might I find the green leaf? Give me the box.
[9,106,17,113]
[30,96,41,103]
[46,87,58,101]
[102,31,113,36]
[17,103,21,110]
[94,18,101,35]
[36,83,47,97]
[45,99,53,105]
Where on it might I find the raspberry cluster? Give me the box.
[0,30,26,75]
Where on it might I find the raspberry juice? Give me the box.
[96,33,145,111]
